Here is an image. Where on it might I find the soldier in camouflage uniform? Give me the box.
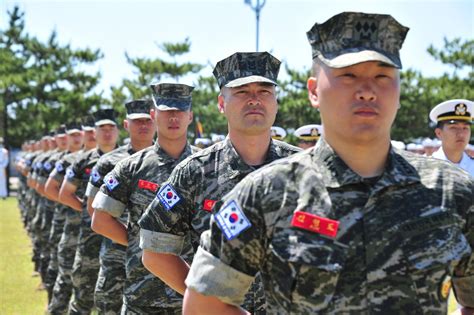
[92,84,198,314]
[184,12,474,314]
[21,140,41,236]
[15,141,31,226]
[138,52,300,314]
[68,100,154,315]
[47,121,95,314]
[44,122,85,302]
[28,135,55,280]
[34,127,68,289]
[56,109,119,315]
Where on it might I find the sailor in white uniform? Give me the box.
[430,99,474,177]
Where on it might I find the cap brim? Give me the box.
[225,75,278,88]
[127,113,152,120]
[95,119,117,126]
[66,129,81,134]
[318,50,400,69]
[81,126,95,131]
[155,104,189,111]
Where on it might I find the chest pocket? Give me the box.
[130,190,155,219]
[268,228,347,313]
[403,211,472,306]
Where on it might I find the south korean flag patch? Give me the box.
[44,162,52,171]
[55,162,64,172]
[157,184,181,211]
[91,167,101,183]
[215,200,251,241]
[104,173,119,191]
[66,167,75,179]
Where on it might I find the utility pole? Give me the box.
[244,0,266,51]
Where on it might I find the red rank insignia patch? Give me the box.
[202,199,216,212]
[138,179,159,192]
[291,210,339,238]
[85,168,91,175]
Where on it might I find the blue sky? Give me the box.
[2,0,473,97]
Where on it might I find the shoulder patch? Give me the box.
[104,173,119,191]
[157,184,181,210]
[215,200,251,240]
[55,161,64,172]
[44,162,52,171]
[66,167,75,179]
[91,167,101,183]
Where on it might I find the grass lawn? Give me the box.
[0,196,461,314]
[0,197,47,315]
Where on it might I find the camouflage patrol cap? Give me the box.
[149,83,194,111]
[55,124,67,136]
[93,108,118,126]
[213,52,281,88]
[125,99,152,120]
[66,121,82,134]
[81,115,95,131]
[307,12,409,69]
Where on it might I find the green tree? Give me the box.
[109,39,224,140]
[0,6,104,147]
[393,38,474,142]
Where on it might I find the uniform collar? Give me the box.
[433,147,470,167]
[153,141,193,166]
[222,136,278,178]
[125,143,136,155]
[311,137,421,191]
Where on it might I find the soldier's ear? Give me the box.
[150,109,156,120]
[123,119,129,131]
[188,111,193,124]
[217,93,225,114]
[307,77,319,109]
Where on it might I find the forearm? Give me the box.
[36,183,46,196]
[44,179,60,202]
[59,193,83,211]
[91,210,128,246]
[142,251,190,295]
[183,288,249,315]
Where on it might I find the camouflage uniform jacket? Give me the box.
[138,137,301,255]
[186,138,474,314]
[49,150,85,185]
[30,150,51,182]
[67,147,110,203]
[85,144,136,201]
[37,149,67,185]
[93,142,199,307]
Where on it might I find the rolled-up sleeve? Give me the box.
[186,246,254,306]
[92,190,126,218]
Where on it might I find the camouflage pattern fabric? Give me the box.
[306,12,409,68]
[48,206,81,315]
[94,237,126,315]
[186,138,474,314]
[70,144,134,314]
[212,52,280,88]
[139,137,300,313]
[48,150,85,314]
[45,150,82,301]
[29,150,54,275]
[66,146,116,315]
[150,83,194,111]
[93,142,198,311]
[37,150,68,286]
